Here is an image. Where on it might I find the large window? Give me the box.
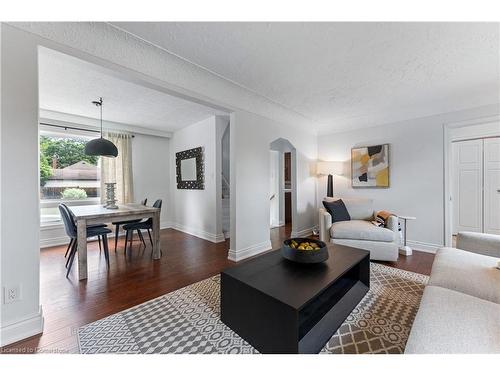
[39,128,101,224]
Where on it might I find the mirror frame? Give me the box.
[176,146,204,189]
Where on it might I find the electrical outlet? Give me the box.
[4,285,22,304]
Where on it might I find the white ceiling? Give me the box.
[112,22,500,133]
[38,47,225,132]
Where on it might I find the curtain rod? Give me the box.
[39,122,135,137]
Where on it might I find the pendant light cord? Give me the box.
[92,97,104,139]
[99,97,103,139]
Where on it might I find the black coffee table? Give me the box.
[220,244,370,353]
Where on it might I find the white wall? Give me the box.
[215,116,229,238]
[317,104,500,252]
[170,116,225,243]
[0,24,44,346]
[221,124,230,183]
[229,110,318,261]
[132,134,171,226]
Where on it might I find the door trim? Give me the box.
[443,115,500,246]
[483,137,500,235]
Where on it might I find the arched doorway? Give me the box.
[269,138,298,235]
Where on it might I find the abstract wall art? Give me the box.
[351,144,390,188]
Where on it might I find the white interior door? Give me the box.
[269,150,280,227]
[452,139,483,234]
[484,138,500,234]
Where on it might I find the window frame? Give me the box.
[39,125,101,226]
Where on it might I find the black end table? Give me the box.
[220,244,370,353]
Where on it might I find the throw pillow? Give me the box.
[323,199,351,223]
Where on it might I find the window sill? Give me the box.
[40,198,101,229]
[40,198,101,208]
[40,222,64,230]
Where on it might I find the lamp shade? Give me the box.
[84,97,118,158]
[84,138,118,158]
[317,161,344,176]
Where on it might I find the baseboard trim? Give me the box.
[228,240,272,262]
[0,306,44,347]
[39,222,172,248]
[406,240,442,254]
[160,221,172,230]
[40,235,71,249]
[291,227,315,238]
[171,223,225,243]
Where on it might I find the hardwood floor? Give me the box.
[2,229,233,354]
[373,251,435,275]
[2,225,434,354]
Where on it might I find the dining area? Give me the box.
[60,199,163,280]
[42,96,167,281]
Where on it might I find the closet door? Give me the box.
[484,138,500,235]
[452,139,483,234]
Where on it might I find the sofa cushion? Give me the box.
[324,197,373,220]
[330,220,394,242]
[405,286,500,354]
[323,199,351,223]
[428,247,500,304]
[456,231,500,258]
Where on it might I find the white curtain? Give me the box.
[100,132,134,204]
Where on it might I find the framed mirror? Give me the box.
[176,146,204,189]
[180,158,197,181]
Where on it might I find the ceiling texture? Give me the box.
[38,47,226,132]
[112,22,500,134]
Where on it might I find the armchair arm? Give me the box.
[374,210,398,231]
[385,215,399,234]
[456,232,500,258]
[319,208,332,243]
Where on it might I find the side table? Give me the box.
[398,215,416,256]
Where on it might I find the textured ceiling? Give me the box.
[112,22,500,133]
[38,47,225,132]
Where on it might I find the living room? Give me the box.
[1,1,499,374]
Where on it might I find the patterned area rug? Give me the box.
[78,263,428,354]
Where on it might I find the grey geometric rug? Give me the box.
[78,263,428,354]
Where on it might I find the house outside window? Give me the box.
[39,128,101,224]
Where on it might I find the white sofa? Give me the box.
[405,232,500,354]
[319,197,399,261]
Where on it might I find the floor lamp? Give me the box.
[317,161,344,198]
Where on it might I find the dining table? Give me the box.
[68,203,161,280]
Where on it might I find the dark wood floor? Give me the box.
[2,225,434,353]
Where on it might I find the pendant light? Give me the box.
[84,97,118,157]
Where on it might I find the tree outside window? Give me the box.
[39,132,101,223]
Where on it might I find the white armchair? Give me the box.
[319,197,400,261]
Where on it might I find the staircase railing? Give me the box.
[221,173,230,198]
